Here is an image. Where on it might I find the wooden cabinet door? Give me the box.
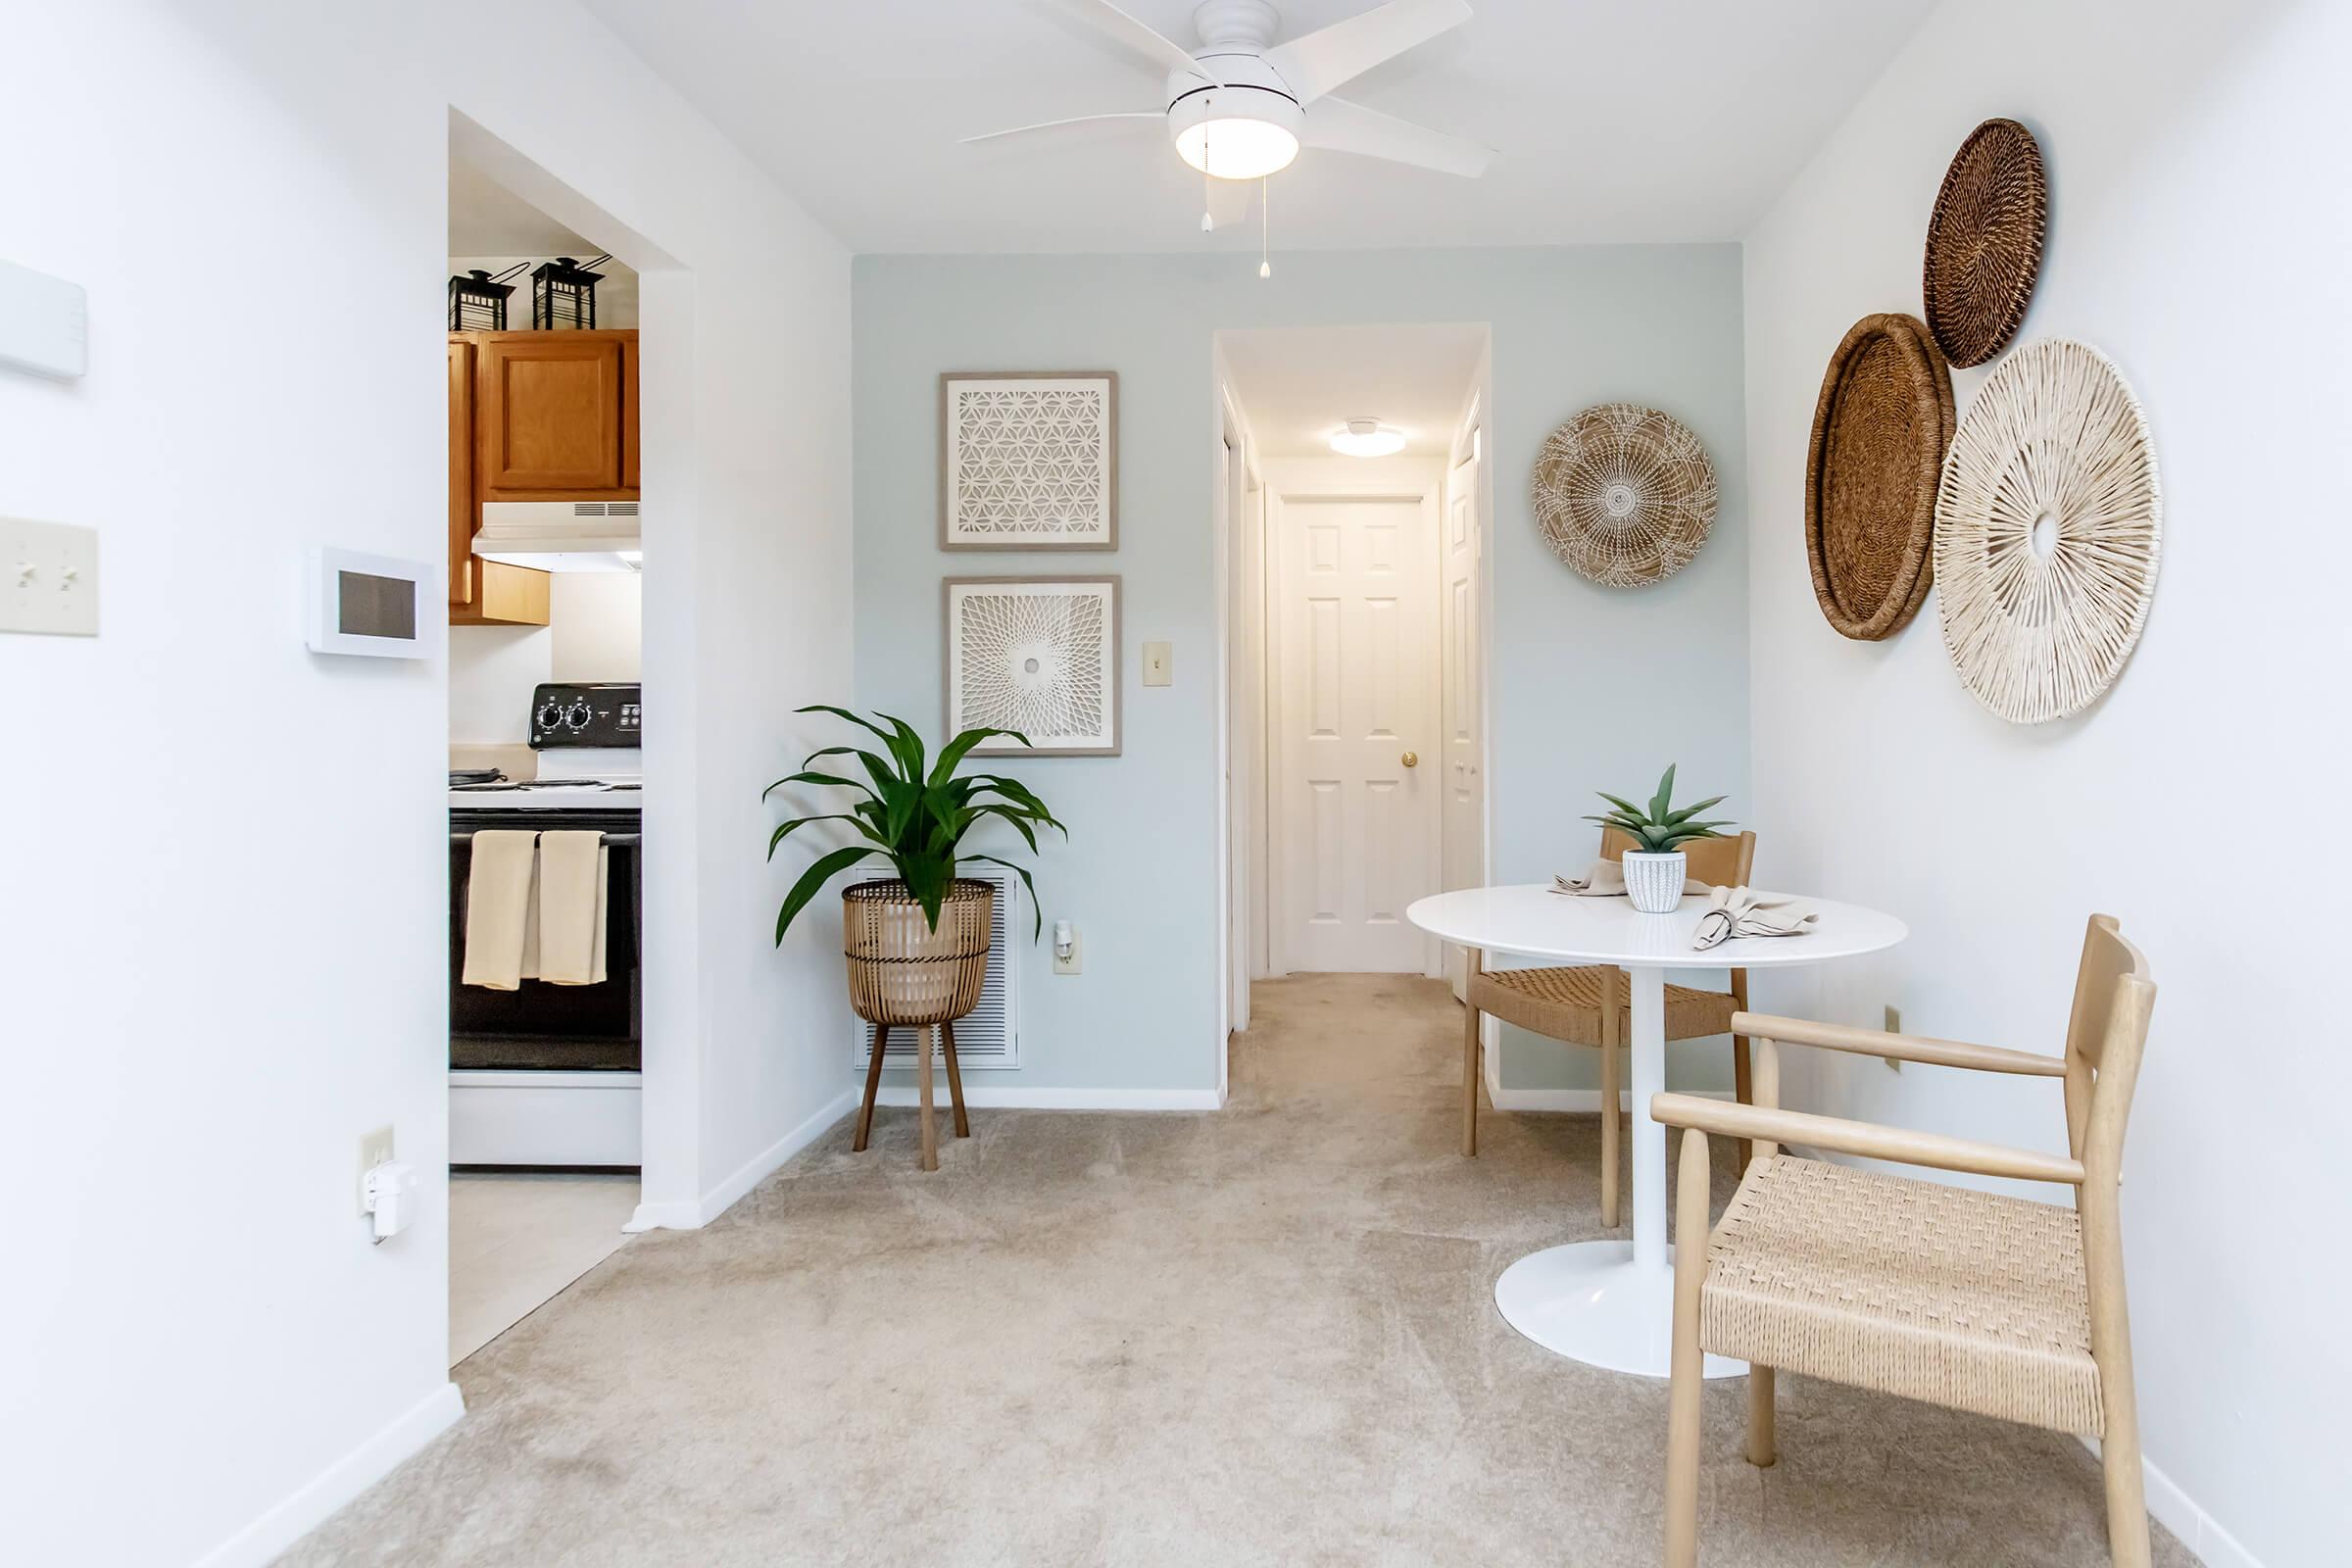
[448,337,476,608]
[477,334,626,494]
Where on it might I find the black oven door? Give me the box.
[450,809,641,1072]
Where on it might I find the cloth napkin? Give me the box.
[1690,885,1816,951]
[1550,861,1714,898]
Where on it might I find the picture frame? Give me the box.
[940,371,1118,551]
[944,575,1121,757]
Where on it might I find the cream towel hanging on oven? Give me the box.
[523,830,609,986]
[461,830,539,991]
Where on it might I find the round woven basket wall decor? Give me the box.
[1935,339,2161,724]
[1923,117,2048,368]
[1805,313,1956,640]
[1531,403,1717,587]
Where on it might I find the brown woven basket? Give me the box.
[842,879,994,1028]
[1805,313,1955,640]
[1922,118,2047,368]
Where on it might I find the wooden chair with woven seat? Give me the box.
[1651,914,2158,1567]
[1459,828,1758,1227]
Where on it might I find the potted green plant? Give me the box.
[1585,764,1733,913]
[766,706,1064,1035]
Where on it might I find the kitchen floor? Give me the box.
[449,1171,638,1365]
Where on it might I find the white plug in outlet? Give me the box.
[1883,1005,1903,1071]
[1053,920,1082,975]
[358,1125,396,1214]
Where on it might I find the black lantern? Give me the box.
[447,266,523,331]
[531,254,609,330]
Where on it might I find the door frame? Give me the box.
[1261,469,1446,980]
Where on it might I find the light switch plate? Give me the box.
[2,515,99,636]
[1053,927,1083,975]
[0,258,89,380]
[1142,640,1172,686]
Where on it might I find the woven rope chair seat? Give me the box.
[1700,1155,2100,1434]
[1469,964,1735,1048]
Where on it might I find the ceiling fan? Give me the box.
[964,0,1493,198]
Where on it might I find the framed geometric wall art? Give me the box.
[940,371,1118,550]
[945,576,1121,756]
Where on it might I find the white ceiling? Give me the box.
[579,0,1936,254]
[1221,324,1486,458]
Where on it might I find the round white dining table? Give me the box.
[1406,883,1907,1379]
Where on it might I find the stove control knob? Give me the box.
[535,699,564,735]
[564,698,594,732]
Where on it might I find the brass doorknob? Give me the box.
[1401,751,1419,768]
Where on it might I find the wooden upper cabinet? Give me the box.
[474,330,639,499]
[448,336,476,608]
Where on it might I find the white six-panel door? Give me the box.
[1274,494,1438,973]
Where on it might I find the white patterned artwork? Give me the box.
[945,576,1121,756]
[941,372,1118,550]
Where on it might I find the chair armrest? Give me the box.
[1730,1011,2067,1077]
[1649,1092,2086,1186]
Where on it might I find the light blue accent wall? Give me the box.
[850,248,1748,1095]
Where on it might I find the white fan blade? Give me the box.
[1302,95,1492,177]
[1044,0,1217,85]
[1264,0,1471,103]
[960,112,1164,146]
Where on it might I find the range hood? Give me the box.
[473,501,641,573]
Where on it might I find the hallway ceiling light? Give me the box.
[1331,419,1405,457]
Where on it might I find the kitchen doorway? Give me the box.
[443,139,646,1366]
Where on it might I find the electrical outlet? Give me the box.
[1053,924,1083,976]
[1883,1005,1903,1071]
[358,1126,396,1214]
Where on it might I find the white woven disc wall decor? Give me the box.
[945,576,1121,756]
[1530,403,1717,586]
[941,372,1117,550]
[1935,339,2161,724]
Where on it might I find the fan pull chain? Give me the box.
[1201,165,1213,232]
[1258,178,1271,278]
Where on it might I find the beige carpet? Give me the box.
[282,974,2192,1567]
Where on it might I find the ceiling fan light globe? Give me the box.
[1174,116,1299,180]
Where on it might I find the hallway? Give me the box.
[283,975,2185,1566]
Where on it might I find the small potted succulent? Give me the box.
[1585,764,1733,914]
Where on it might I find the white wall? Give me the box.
[1740,3,2351,1564]
[853,248,1749,1100]
[0,3,851,1565]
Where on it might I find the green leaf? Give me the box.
[1593,791,1648,819]
[1661,795,1727,826]
[795,705,901,747]
[929,725,1031,786]
[872,711,927,783]
[762,769,873,802]
[767,813,878,859]
[1648,763,1678,822]
[963,854,1044,940]
[774,845,878,946]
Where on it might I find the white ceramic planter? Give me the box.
[1621,851,1688,913]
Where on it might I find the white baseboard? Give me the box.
[2080,1437,2261,1568]
[192,1380,463,1568]
[1486,1086,1735,1112]
[870,1084,1226,1111]
[625,1087,858,1232]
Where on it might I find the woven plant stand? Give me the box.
[844,878,994,1171]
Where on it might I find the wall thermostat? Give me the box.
[307,547,432,660]
[0,258,89,380]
